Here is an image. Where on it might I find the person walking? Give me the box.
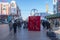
[13,20,17,34]
[17,21,21,29]
[42,20,46,29]
[45,21,53,31]
[9,20,13,32]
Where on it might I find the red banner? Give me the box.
[28,16,40,31]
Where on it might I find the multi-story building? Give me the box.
[46,0,60,27]
[57,0,60,13]
[0,2,10,23]
[0,0,21,23]
[53,0,60,14]
[0,2,1,15]
[10,0,17,15]
[1,2,9,15]
[53,0,57,14]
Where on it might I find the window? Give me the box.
[11,3,15,7]
[3,8,6,10]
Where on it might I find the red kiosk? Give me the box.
[28,16,40,31]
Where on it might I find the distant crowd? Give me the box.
[9,19,28,34]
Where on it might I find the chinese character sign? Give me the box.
[28,16,40,31]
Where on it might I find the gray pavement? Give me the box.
[0,24,50,40]
[53,27,60,39]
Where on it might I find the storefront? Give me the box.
[0,15,8,23]
[46,13,60,27]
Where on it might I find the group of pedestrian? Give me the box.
[41,20,52,30]
[55,21,59,27]
[17,20,21,29]
[9,19,21,34]
[23,21,28,29]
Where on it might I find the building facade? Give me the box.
[10,0,17,15]
[1,2,9,15]
[57,0,60,13]
[53,0,57,14]
[0,0,21,23]
[53,0,60,14]
[0,2,1,15]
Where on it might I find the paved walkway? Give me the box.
[0,24,50,40]
[53,27,60,39]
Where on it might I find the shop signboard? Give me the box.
[28,16,40,31]
[10,8,17,15]
[10,2,16,8]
